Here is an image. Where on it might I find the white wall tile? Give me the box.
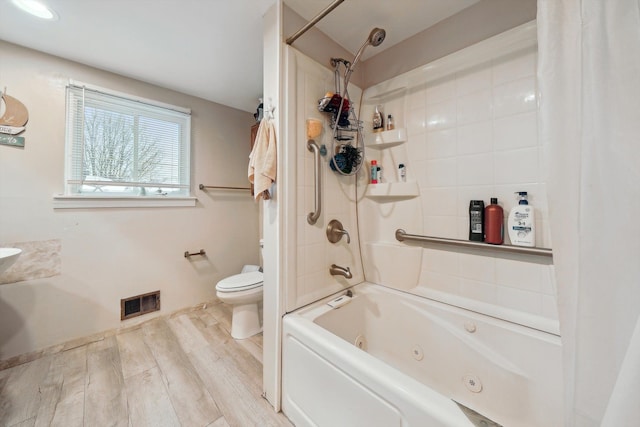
[422,247,459,276]
[457,121,493,155]
[426,129,457,159]
[426,98,457,130]
[457,89,492,125]
[426,79,456,104]
[541,295,559,320]
[424,215,458,238]
[304,243,325,274]
[459,253,496,282]
[493,112,537,151]
[420,271,461,295]
[407,87,426,109]
[457,153,494,186]
[425,158,457,187]
[422,187,458,216]
[492,49,536,87]
[460,278,498,304]
[407,107,427,135]
[493,77,537,118]
[493,147,539,185]
[495,257,544,292]
[496,287,542,316]
[456,65,492,96]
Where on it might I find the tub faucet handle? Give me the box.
[327,219,350,244]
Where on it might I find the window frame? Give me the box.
[55,81,195,209]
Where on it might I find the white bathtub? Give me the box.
[282,282,563,427]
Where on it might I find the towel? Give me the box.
[248,119,277,200]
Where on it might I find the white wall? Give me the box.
[359,23,557,333]
[0,41,259,360]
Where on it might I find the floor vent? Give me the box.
[121,290,160,320]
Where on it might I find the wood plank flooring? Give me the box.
[0,302,293,427]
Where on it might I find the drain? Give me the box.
[354,334,367,350]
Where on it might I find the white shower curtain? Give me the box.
[538,1,640,426]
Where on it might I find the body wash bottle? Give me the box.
[507,192,535,247]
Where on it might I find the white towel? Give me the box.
[248,119,277,200]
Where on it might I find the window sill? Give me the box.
[53,195,197,209]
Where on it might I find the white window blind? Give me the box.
[65,83,191,198]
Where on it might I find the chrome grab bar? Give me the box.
[395,229,553,257]
[307,140,322,225]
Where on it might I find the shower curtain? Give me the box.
[538,1,640,425]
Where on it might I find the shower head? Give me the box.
[368,27,386,47]
[344,27,386,88]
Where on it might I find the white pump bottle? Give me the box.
[507,191,535,247]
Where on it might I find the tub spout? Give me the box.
[330,264,352,279]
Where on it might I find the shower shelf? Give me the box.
[365,181,419,200]
[365,128,406,149]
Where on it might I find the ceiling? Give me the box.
[0,0,478,113]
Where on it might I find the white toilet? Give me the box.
[215,264,263,339]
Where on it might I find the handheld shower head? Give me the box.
[344,27,386,87]
[368,27,386,47]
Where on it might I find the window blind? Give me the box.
[65,84,191,197]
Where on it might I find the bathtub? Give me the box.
[281,282,563,427]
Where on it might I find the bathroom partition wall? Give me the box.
[358,22,557,333]
[283,47,365,312]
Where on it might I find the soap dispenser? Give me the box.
[507,192,535,247]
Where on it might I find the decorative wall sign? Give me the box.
[0,88,29,147]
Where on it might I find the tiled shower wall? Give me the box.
[361,24,557,327]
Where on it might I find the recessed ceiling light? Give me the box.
[11,0,58,21]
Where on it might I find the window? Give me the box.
[62,82,191,203]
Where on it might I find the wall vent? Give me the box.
[121,290,160,320]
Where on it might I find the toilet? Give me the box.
[215,264,263,339]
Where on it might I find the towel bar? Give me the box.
[184,249,206,258]
[199,184,250,191]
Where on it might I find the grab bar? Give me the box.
[395,229,553,257]
[307,140,322,224]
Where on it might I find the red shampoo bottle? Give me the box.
[484,197,504,245]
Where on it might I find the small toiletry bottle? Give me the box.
[507,192,535,247]
[398,163,406,182]
[484,197,504,245]
[370,160,378,184]
[469,200,485,242]
[377,166,383,183]
[373,105,384,132]
[386,114,395,131]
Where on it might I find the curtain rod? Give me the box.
[286,0,345,45]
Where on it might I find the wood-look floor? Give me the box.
[0,302,293,427]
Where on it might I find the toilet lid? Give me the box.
[216,271,263,292]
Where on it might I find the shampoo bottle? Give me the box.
[484,198,504,245]
[507,192,535,247]
[373,105,384,132]
[370,160,378,184]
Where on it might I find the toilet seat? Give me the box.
[216,271,263,293]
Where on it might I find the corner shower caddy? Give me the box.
[317,58,364,176]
